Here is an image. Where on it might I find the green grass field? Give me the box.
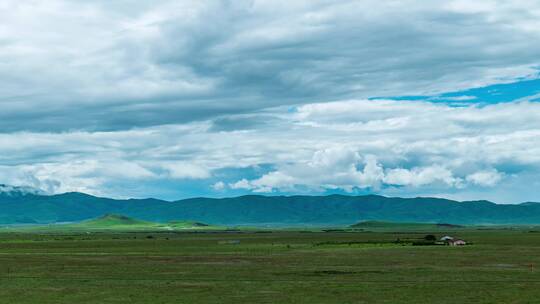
[1,225,540,303]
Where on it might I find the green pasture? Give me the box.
[0,226,540,303]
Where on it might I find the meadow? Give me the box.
[1,227,540,303]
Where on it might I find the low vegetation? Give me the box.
[0,222,539,303]
[350,220,463,231]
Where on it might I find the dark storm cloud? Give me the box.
[1,0,539,132]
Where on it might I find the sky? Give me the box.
[1,0,540,203]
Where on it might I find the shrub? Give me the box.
[424,234,436,241]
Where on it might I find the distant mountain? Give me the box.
[1,189,540,226]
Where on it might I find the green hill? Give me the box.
[0,214,219,232]
[73,215,219,231]
[167,221,210,229]
[77,214,156,229]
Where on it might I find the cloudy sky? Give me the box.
[1,0,540,203]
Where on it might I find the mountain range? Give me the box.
[2,185,540,226]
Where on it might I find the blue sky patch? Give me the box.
[376,76,540,105]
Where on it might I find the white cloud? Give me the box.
[466,169,504,187]
[0,160,156,195]
[1,99,539,201]
[212,181,225,191]
[159,162,210,179]
[231,153,467,194]
[1,1,540,202]
[229,179,251,190]
[0,98,539,201]
[384,166,462,188]
[250,172,296,193]
[431,95,477,101]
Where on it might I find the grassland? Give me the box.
[349,220,466,231]
[1,224,540,303]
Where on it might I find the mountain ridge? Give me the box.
[1,189,540,226]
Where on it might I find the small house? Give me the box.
[439,236,467,246]
[448,239,467,246]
